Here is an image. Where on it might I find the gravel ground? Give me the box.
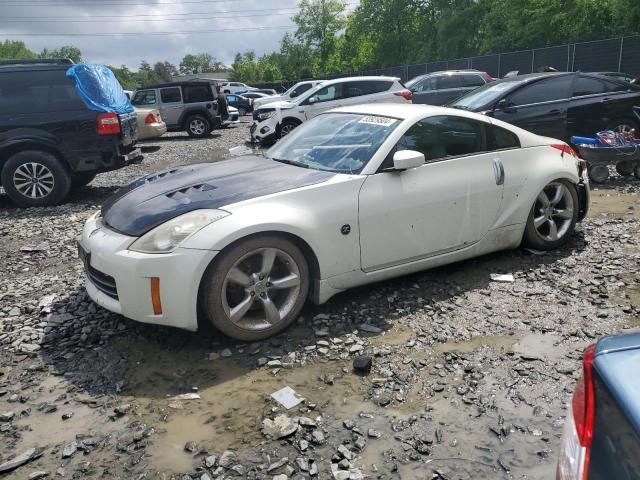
[1,121,639,480]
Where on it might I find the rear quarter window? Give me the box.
[489,125,520,150]
[0,70,86,114]
[183,85,213,103]
[345,80,393,98]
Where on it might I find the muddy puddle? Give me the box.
[589,189,639,219]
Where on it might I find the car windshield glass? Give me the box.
[265,113,400,174]
[451,81,519,110]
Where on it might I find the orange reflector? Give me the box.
[150,277,162,315]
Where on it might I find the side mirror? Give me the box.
[308,96,316,104]
[290,91,298,98]
[496,99,517,113]
[393,150,424,170]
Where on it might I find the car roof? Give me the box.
[331,103,484,122]
[140,81,212,89]
[321,76,400,86]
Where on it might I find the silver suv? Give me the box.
[132,81,233,138]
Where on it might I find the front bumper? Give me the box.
[78,215,218,331]
[577,160,591,222]
[250,116,278,144]
[222,113,240,127]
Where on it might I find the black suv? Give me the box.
[0,59,139,207]
[131,81,227,138]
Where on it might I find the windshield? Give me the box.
[450,81,520,110]
[265,113,401,174]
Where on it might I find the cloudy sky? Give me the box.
[0,0,329,69]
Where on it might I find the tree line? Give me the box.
[229,0,640,83]
[0,40,226,90]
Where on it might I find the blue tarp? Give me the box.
[66,64,134,114]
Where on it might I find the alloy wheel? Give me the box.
[221,247,301,331]
[189,119,206,135]
[12,162,55,199]
[280,123,296,136]
[613,123,635,136]
[533,182,575,242]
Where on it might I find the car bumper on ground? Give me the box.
[78,214,218,331]
[138,122,167,141]
[577,160,591,221]
[222,113,240,127]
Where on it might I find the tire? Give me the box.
[278,119,300,139]
[588,164,609,183]
[606,118,639,137]
[201,235,310,341]
[523,179,579,251]
[615,160,635,177]
[186,115,211,138]
[1,150,71,207]
[71,172,96,189]
[238,107,247,116]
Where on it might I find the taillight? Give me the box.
[395,90,412,101]
[144,112,156,125]
[556,343,596,480]
[97,112,120,135]
[551,144,579,159]
[573,344,596,448]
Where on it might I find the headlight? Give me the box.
[256,110,276,121]
[129,209,229,254]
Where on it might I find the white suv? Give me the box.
[250,76,412,144]
[252,80,325,109]
[220,82,255,94]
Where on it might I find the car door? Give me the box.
[410,76,439,105]
[343,80,394,106]
[492,75,573,141]
[567,75,638,137]
[302,83,346,120]
[358,115,504,271]
[159,87,183,127]
[435,75,465,105]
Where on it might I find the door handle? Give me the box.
[493,158,504,186]
[601,98,612,104]
[549,109,564,115]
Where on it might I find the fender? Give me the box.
[177,107,219,129]
[0,128,64,165]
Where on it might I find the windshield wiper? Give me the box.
[270,157,310,169]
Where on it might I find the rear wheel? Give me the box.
[1,150,71,207]
[615,160,635,177]
[523,180,579,251]
[201,235,310,341]
[607,118,639,137]
[588,164,609,183]
[186,115,211,138]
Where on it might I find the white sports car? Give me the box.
[79,104,590,341]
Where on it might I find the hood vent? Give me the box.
[165,183,216,200]
[144,169,180,184]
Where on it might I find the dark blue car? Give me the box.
[557,332,640,480]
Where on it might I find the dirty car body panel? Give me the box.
[80,104,589,333]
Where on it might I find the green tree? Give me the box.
[153,61,178,82]
[179,53,226,74]
[293,0,347,72]
[0,40,37,59]
[40,45,82,63]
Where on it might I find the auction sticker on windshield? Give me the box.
[358,116,396,126]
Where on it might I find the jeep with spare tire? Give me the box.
[0,59,140,207]
[131,81,229,138]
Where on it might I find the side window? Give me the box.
[508,76,572,105]
[395,115,487,163]
[0,71,86,114]
[572,77,609,97]
[413,77,437,92]
[292,83,312,97]
[488,125,520,150]
[160,87,181,103]
[310,84,343,103]
[460,74,486,87]
[132,90,157,106]
[436,76,461,90]
[183,85,213,103]
[345,80,392,98]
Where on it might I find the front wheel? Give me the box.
[238,107,247,116]
[201,235,310,341]
[523,180,579,251]
[186,115,211,138]
[279,120,299,138]
[1,150,71,207]
[607,118,639,137]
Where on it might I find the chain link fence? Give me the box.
[254,35,640,92]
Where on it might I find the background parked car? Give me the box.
[252,80,324,109]
[254,88,277,95]
[0,59,139,207]
[557,332,640,480]
[135,108,166,140]
[241,92,270,102]
[225,94,254,116]
[406,70,494,105]
[594,72,635,83]
[220,81,255,94]
[450,72,640,142]
[221,106,240,127]
[131,81,228,138]
[250,76,412,144]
